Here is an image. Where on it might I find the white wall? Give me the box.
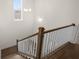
[23,0,35,33]
[0,0,14,49]
[33,0,79,32]
[0,0,35,50]
[72,0,79,25]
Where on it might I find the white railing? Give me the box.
[73,24,79,44]
[41,26,75,57]
[18,35,38,58]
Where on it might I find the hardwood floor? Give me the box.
[2,42,79,59]
[2,54,26,59]
[45,43,79,59]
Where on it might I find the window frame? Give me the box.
[13,0,23,21]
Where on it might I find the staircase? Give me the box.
[2,23,79,59]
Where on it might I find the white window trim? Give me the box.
[13,0,23,21]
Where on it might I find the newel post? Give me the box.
[36,27,45,59]
[16,39,18,53]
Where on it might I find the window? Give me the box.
[13,0,23,21]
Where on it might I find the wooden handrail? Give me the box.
[44,23,75,34]
[18,23,75,42]
[18,33,38,42]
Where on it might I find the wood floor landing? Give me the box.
[3,54,26,59]
[2,42,79,59]
[46,43,79,59]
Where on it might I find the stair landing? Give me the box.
[46,43,79,59]
[3,54,26,59]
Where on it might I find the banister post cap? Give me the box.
[38,27,45,31]
[72,23,75,26]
